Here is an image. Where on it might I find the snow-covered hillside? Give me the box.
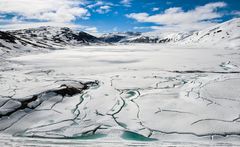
[0,31,53,57]
[124,18,240,46]
[99,32,141,43]
[10,26,102,47]
[119,18,239,46]
[99,31,192,43]
[124,32,192,43]
[181,18,240,47]
[0,26,105,57]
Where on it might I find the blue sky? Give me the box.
[0,0,239,34]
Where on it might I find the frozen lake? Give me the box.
[0,44,240,146]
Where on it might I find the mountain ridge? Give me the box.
[0,18,239,57]
[9,26,102,47]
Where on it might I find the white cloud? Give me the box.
[87,1,112,14]
[231,11,240,16]
[152,8,159,11]
[0,15,24,25]
[0,0,96,32]
[96,5,111,14]
[121,0,132,7]
[0,0,89,23]
[87,1,104,9]
[133,26,150,30]
[126,2,227,32]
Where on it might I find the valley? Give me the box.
[0,18,240,146]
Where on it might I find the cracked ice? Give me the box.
[0,44,240,145]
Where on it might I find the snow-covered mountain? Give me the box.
[99,32,141,43]
[3,18,240,47]
[0,26,104,57]
[0,18,239,57]
[123,18,240,45]
[181,18,240,47]
[0,31,52,57]
[99,31,193,43]
[124,32,192,43]
[9,26,102,47]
